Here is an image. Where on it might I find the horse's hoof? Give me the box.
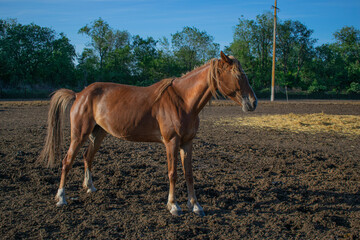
[86,185,97,193]
[188,202,205,217]
[167,202,182,216]
[55,188,67,206]
[194,209,205,217]
[56,199,67,207]
[170,209,183,216]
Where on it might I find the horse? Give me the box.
[39,51,257,216]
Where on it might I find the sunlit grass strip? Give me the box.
[209,100,360,106]
[219,113,360,136]
[0,100,49,107]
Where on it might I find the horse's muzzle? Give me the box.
[242,95,257,112]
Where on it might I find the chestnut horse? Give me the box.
[39,52,257,216]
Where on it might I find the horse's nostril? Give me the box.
[245,97,257,112]
[253,99,258,109]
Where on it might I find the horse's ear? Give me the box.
[220,51,232,65]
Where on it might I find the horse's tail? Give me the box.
[39,89,76,167]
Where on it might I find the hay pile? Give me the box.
[220,113,360,136]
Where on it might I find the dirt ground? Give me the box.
[0,100,359,239]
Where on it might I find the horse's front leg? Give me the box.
[165,137,182,216]
[180,141,205,216]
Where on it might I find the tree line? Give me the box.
[0,14,359,98]
[226,13,360,95]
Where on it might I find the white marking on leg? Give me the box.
[83,169,97,193]
[187,200,205,216]
[167,192,182,216]
[167,202,182,216]
[55,188,67,206]
[89,133,95,144]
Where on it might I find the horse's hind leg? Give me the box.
[55,137,87,206]
[83,125,107,193]
[55,118,95,206]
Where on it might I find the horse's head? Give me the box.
[212,51,257,112]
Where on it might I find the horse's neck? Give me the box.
[174,64,213,115]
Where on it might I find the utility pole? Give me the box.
[270,0,278,102]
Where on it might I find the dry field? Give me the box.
[0,100,359,239]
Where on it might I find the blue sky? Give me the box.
[1,0,359,54]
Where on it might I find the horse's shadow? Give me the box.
[197,182,360,220]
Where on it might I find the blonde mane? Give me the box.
[153,56,242,103]
[153,77,176,103]
[207,57,242,98]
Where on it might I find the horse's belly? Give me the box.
[117,125,162,142]
[120,132,163,143]
[94,101,162,142]
[97,118,162,143]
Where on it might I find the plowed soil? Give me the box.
[1,100,359,239]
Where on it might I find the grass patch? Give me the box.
[219,113,360,136]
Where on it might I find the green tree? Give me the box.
[303,26,360,93]
[47,33,76,87]
[76,48,99,86]
[276,20,294,87]
[333,26,360,91]
[292,21,316,82]
[228,14,317,92]
[0,19,75,88]
[132,35,159,84]
[104,45,132,84]
[225,16,254,76]
[156,37,184,78]
[79,18,130,71]
[131,35,182,85]
[306,44,340,93]
[227,13,273,90]
[277,20,316,89]
[78,18,131,83]
[171,26,219,72]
